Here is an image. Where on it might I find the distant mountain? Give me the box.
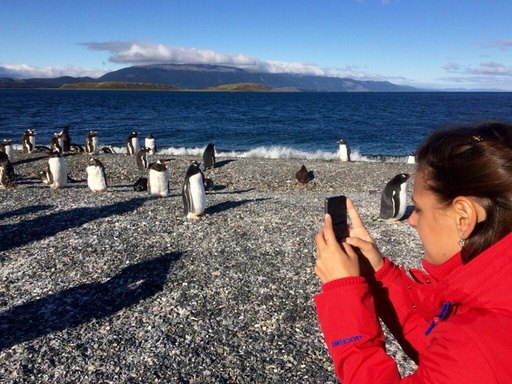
[97,64,418,92]
[0,64,420,92]
[0,76,95,88]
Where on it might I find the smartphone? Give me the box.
[324,195,348,241]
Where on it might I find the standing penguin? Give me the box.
[126,132,140,156]
[60,126,71,153]
[337,139,350,162]
[22,128,36,154]
[202,143,216,170]
[85,130,99,154]
[182,160,206,218]
[136,147,150,171]
[50,132,63,154]
[145,133,157,155]
[86,157,108,192]
[0,151,15,189]
[148,159,170,197]
[1,139,14,161]
[46,150,67,189]
[379,173,412,221]
[85,130,98,155]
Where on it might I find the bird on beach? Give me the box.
[126,132,140,156]
[145,133,157,155]
[50,132,63,154]
[0,151,15,189]
[86,157,108,193]
[295,164,312,184]
[379,173,413,221]
[86,130,99,154]
[148,159,170,197]
[136,147,151,171]
[182,160,206,219]
[0,139,14,161]
[22,128,36,154]
[60,126,72,153]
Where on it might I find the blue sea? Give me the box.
[1,89,512,162]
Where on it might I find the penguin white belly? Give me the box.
[394,183,408,220]
[5,146,14,161]
[187,173,206,217]
[87,165,107,192]
[49,157,67,188]
[29,136,36,151]
[131,138,139,154]
[339,144,349,162]
[91,137,99,154]
[149,169,169,197]
[145,138,156,155]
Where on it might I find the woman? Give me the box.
[314,121,512,383]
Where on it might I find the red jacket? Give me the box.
[315,232,512,383]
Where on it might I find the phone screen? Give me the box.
[324,195,348,241]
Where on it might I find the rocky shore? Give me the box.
[0,151,420,383]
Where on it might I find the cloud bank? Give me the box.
[81,41,337,76]
[0,64,110,80]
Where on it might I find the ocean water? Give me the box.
[1,89,511,162]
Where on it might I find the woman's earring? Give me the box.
[458,239,466,247]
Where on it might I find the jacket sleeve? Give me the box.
[314,278,498,384]
[370,258,431,361]
[314,277,402,383]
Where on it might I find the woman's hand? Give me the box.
[315,213,360,284]
[315,198,384,284]
[345,198,384,273]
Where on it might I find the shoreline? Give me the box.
[1,151,419,382]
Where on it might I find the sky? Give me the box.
[1,0,512,90]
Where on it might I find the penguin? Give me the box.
[182,160,206,218]
[133,177,148,192]
[46,150,67,189]
[145,133,157,155]
[148,159,170,197]
[69,144,85,153]
[379,173,412,221]
[337,139,350,162]
[203,177,214,192]
[202,143,216,170]
[0,139,14,161]
[0,151,15,189]
[85,130,99,154]
[295,165,310,184]
[406,152,416,164]
[86,157,108,192]
[22,128,36,154]
[60,126,71,153]
[101,146,116,154]
[50,132,63,154]
[136,147,150,171]
[126,132,140,156]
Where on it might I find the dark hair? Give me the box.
[416,120,512,263]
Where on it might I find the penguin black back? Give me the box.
[202,143,216,170]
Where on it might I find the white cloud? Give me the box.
[443,61,512,78]
[81,41,333,76]
[0,63,109,79]
[476,39,512,49]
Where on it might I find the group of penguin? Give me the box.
[1,128,218,219]
[3,128,413,221]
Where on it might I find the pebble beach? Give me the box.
[0,151,421,383]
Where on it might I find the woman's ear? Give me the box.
[452,197,487,239]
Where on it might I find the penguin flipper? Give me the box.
[182,181,192,216]
[391,190,400,218]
